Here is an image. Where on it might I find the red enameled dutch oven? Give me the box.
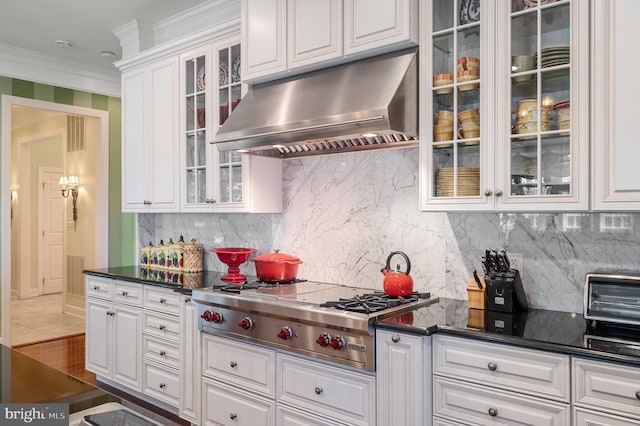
[253,250,303,283]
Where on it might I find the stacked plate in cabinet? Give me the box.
[534,46,570,68]
[436,167,480,197]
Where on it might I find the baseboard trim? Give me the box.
[64,303,85,319]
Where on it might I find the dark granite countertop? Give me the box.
[83,266,226,294]
[377,298,640,368]
[1,343,118,411]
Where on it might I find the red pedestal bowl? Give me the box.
[210,247,257,283]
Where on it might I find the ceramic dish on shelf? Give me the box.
[459,0,480,25]
[197,66,206,91]
[219,64,228,86]
[231,56,241,82]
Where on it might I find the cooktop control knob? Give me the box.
[277,326,294,341]
[329,336,346,350]
[211,312,224,324]
[238,317,253,330]
[316,333,331,347]
[201,310,213,322]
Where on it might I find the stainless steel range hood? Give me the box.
[213,47,418,159]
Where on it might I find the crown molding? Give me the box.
[112,18,155,59]
[154,0,241,46]
[0,43,120,97]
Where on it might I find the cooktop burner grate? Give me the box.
[320,291,430,314]
[214,279,308,293]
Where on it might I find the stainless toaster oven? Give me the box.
[584,272,640,326]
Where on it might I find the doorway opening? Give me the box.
[1,96,109,346]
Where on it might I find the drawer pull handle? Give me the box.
[160,298,167,304]
[122,291,128,296]
[230,361,237,368]
[487,362,498,371]
[159,325,166,330]
[160,351,166,357]
[391,335,400,343]
[93,285,100,290]
[159,383,166,389]
[185,297,191,303]
[314,386,323,395]
[636,390,640,400]
[488,407,498,417]
[229,413,237,420]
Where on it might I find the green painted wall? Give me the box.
[0,77,134,267]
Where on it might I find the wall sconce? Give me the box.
[59,175,79,224]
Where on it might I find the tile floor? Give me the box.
[11,293,85,346]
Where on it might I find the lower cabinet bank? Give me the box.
[84,276,640,426]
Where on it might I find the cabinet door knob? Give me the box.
[229,413,237,420]
[159,383,166,389]
[494,189,503,197]
[636,390,640,400]
[314,386,323,395]
[391,335,400,343]
[159,351,166,357]
[122,291,128,296]
[185,297,191,303]
[487,362,498,371]
[230,361,237,368]
[159,298,167,304]
[159,325,166,330]
[93,285,100,290]
[488,407,498,417]
[484,189,493,196]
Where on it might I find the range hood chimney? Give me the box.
[213,47,418,159]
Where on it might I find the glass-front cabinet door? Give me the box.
[181,40,248,212]
[214,43,245,206]
[183,49,209,208]
[422,0,494,210]
[420,0,588,211]
[499,0,588,210]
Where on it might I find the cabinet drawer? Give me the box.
[144,287,181,315]
[86,277,113,299]
[276,404,345,426]
[573,357,640,420]
[143,335,179,370]
[113,281,142,306]
[434,376,570,426]
[143,361,179,407]
[202,334,276,397]
[277,354,375,426]
[434,335,570,402]
[203,378,275,426]
[574,407,639,426]
[143,311,180,343]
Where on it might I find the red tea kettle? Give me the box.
[381,251,414,296]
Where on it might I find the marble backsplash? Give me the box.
[139,147,640,313]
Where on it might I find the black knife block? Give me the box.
[485,270,528,313]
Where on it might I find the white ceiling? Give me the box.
[0,0,209,72]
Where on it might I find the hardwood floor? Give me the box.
[13,333,96,384]
[14,334,189,426]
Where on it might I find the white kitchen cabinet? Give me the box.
[420,0,589,212]
[242,0,417,83]
[179,296,200,425]
[575,407,640,426]
[573,357,640,422]
[287,0,343,69]
[181,37,283,213]
[434,376,570,425]
[277,354,376,426]
[344,0,418,56]
[121,57,180,212]
[432,335,571,425]
[85,277,142,391]
[591,0,640,210]
[203,378,276,426]
[376,330,431,426]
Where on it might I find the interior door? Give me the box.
[39,169,64,294]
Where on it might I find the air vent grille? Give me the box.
[66,254,85,296]
[66,116,86,153]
